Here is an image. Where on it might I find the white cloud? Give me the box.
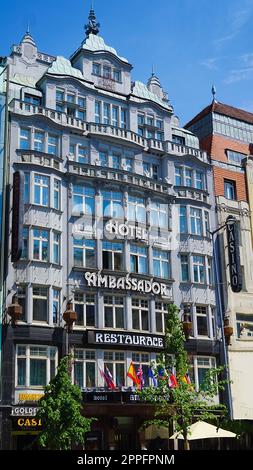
[201,58,220,70]
[214,0,253,46]
[224,67,253,84]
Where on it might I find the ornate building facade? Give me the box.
[0,9,219,449]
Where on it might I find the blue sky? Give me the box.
[1,0,253,124]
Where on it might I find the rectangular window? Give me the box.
[17,286,26,321]
[207,258,213,285]
[172,134,185,145]
[34,174,49,207]
[24,172,30,204]
[125,157,133,172]
[48,135,58,156]
[53,232,60,264]
[175,166,182,186]
[185,168,193,187]
[99,151,108,166]
[196,306,208,336]
[74,350,96,388]
[74,293,96,327]
[24,94,40,106]
[53,179,61,210]
[227,150,246,164]
[128,196,146,223]
[56,94,64,112]
[53,288,60,324]
[147,115,154,126]
[155,302,168,333]
[104,296,124,328]
[103,103,110,125]
[224,179,236,200]
[193,255,205,284]
[34,131,45,152]
[103,66,111,79]
[112,106,119,127]
[195,356,216,391]
[130,245,148,274]
[73,238,95,268]
[20,128,30,150]
[156,119,163,130]
[190,207,202,235]
[16,345,57,387]
[73,185,95,215]
[102,190,123,218]
[180,206,187,233]
[93,63,101,76]
[138,127,144,137]
[150,201,167,228]
[204,211,210,237]
[180,254,189,282]
[95,101,101,123]
[152,164,158,180]
[33,229,49,262]
[78,147,88,164]
[102,241,124,270]
[112,153,121,169]
[236,313,253,338]
[132,298,149,331]
[104,351,125,387]
[113,69,121,82]
[196,171,204,190]
[138,114,145,125]
[33,287,48,322]
[121,109,127,129]
[153,249,170,278]
[21,227,29,259]
[67,93,75,103]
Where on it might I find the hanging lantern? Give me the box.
[182,309,192,341]
[224,317,233,345]
[63,301,77,332]
[8,294,22,327]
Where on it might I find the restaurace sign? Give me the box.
[85,272,169,296]
[226,216,242,293]
[87,330,164,349]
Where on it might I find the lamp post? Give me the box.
[208,218,235,419]
[63,300,77,356]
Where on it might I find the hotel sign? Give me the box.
[87,330,164,350]
[226,216,242,293]
[85,272,169,296]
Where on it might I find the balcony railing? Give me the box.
[165,141,208,162]
[10,100,209,161]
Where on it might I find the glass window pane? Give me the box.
[30,359,47,386]
[17,358,26,386]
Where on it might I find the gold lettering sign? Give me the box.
[18,393,44,402]
[17,418,42,427]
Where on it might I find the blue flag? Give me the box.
[148,367,158,387]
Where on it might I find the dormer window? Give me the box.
[24,93,41,109]
[103,66,111,79]
[93,63,101,76]
[113,69,121,82]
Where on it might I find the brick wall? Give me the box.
[213,166,247,201]
[201,134,250,163]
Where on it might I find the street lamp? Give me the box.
[208,217,236,419]
[7,294,22,327]
[63,300,77,356]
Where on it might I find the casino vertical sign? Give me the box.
[226,216,242,293]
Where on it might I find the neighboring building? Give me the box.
[186,100,253,427]
[0,8,218,450]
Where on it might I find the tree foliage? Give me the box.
[37,355,95,450]
[140,304,228,449]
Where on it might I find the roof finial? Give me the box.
[26,21,30,35]
[85,3,100,37]
[152,64,155,76]
[212,84,217,103]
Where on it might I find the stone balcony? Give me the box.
[10,100,208,161]
[165,141,209,163]
[67,162,174,196]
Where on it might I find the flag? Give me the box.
[99,367,116,390]
[127,361,140,388]
[148,367,158,387]
[137,365,145,390]
[185,373,191,385]
[168,373,178,388]
[157,366,167,379]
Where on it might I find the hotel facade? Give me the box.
[0,9,220,450]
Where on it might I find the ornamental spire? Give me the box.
[85,4,100,37]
